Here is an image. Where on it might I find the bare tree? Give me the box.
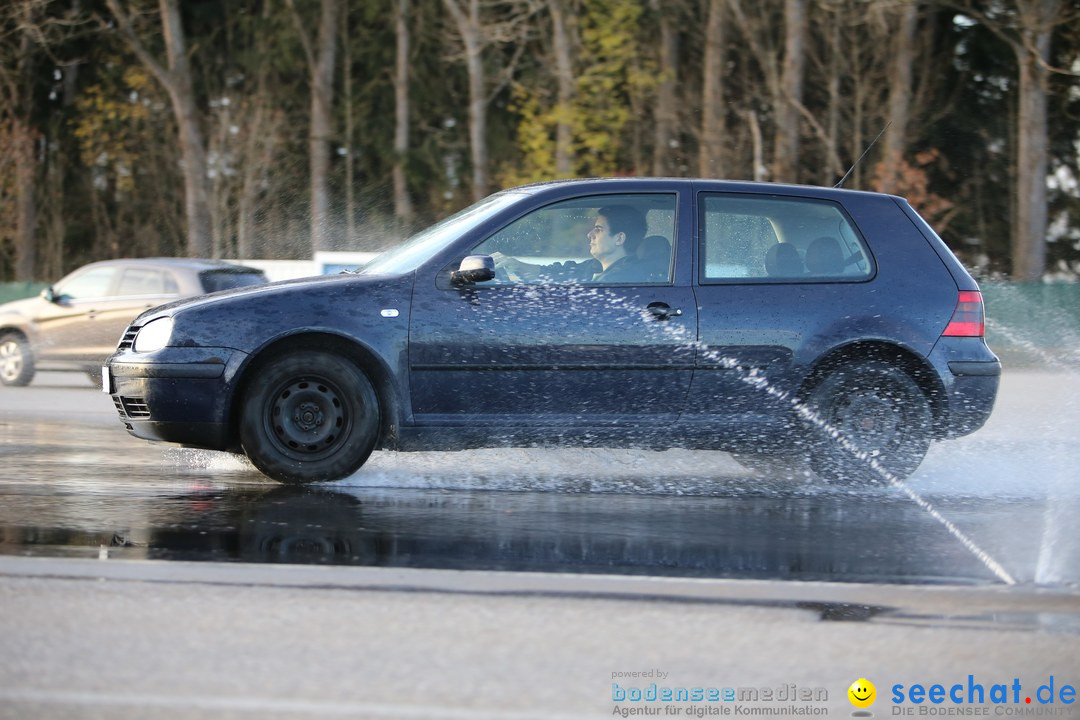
[1012,0,1056,282]
[548,0,576,177]
[771,0,806,182]
[699,0,726,178]
[341,7,355,243]
[236,2,284,259]
[393,0,414,224]
[443,0,489,201]
[879,1,919,194]
[9,8,37,281]
[726,0,783,178]
[288,0,340,253]
[0,0,61,280]
[651,0,678,176]
[107,0,212,258]
[443,0,535,200]
[957,0,1068,280]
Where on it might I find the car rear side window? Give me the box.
[699,194,873,283]
[117,268,179,296]
[199,270,266,293]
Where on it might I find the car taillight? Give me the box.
[942,291,985,337]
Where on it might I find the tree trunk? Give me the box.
[12,5,36,282]
[770,0,806,182]
[1012,0,1054,282]
[159,0,212,258]
[549,0,575,177]
[309,0,339,252]
[880,2,918,194]
[699,0,725,178]
[444,0,488,202]
[652,0,678,176]
[105,0,213,258]
[824,15,840,186]
[13,120,36,281]
[237,2,278,260]
[393,0,414,224]
[745,109,766,182]
[342,11,355,243]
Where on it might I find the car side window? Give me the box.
[116,268,178,297]
[700,194,872,283]
[54,267,116,301]
[464,193,677,286]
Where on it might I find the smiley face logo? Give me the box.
[848,678,876,708]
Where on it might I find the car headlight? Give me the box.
[133,317,174,352]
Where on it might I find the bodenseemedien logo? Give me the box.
[609,672,829,717]
[848,678,876,717]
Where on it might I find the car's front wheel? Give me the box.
[803,360,932,485]
[0,332,34,387]
[239,350,381,484]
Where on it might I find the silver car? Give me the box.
[0,258,266,386]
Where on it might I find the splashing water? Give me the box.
[983,283,1080,369]
[986,318,1080,371]
[545,282,1019,585]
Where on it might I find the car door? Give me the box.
[407,188,697,427]
[33,265,119,362]
[683,188,876,432]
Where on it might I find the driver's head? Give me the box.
[589,205,646,267]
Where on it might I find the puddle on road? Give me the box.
[0,409,1078,588]
[0,474,1067,587]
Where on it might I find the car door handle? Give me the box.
[645,302,682,320]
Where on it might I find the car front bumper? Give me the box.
[108,347,248,451]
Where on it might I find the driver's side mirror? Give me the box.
[451,255,496,286]
[40,286,57,303]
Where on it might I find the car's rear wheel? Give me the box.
[239,351,381,484]
[0,333,34,387]
[803,360,931,485]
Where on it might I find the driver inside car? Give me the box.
[490,205,649,284]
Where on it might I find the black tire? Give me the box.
[0,332,35,387]
[804,360,931,485]
[239,351,381,484]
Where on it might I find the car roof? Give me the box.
[80,258,264,273]
[502,177,900,203]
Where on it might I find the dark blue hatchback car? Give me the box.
[105,179,1000,484]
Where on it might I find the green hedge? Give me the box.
[0,282,48,304]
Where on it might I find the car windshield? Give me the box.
[360,191,526,276]
[199,270,267,293]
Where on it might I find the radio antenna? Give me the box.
[835,122,891,188]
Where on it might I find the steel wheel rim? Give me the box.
[832,388,903,454]
[264,375,353,462]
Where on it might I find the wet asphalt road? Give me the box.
[1,370,1079,720]
[0,369,1077,588]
